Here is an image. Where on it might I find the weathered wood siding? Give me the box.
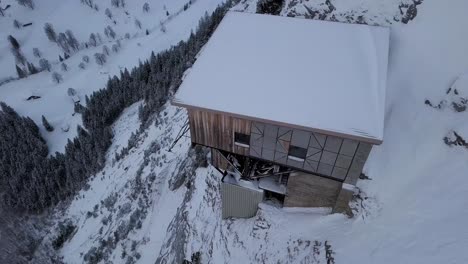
[188,109,251,156]
[188,108,373,184]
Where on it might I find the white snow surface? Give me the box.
[174,11,389,142]
[0,0,225,153]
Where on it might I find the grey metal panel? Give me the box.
[250,133,263,147]
[331,167,348,180]
[263,135,276,150]
[340,139,359,157]
[278,127,292,141]
[221,182,264,219]
[249,144,262,158]
[264,124,279,138]
[317,162,333,176]
[320,151,337,165]
[291,129,311,148]
[324,136,342,153]
[274,151,288,164]
[306,149,322,162]
[303,160,318,172]
[261,148,275,161]
[312,133,326,148]
[276,139,289,153]
[344,142,373,185]
[335,154,352,169]
[251,122,265,135]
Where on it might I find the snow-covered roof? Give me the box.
[173,12,389,144]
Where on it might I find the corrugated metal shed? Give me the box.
[221,182,264,219]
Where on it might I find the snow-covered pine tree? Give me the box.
[33,47,41,58]
[27,62,39,74]
[16,65,26,78]
[39,58,51,71]
[61,63,68,72]
[51,72,63,83]
[44,23,57,42]
[41,115,54,131]
[94,53,106,65]
[16,0,34,9]
[8,35,20,49]
[143,2,150,12]
[105,8,112,19]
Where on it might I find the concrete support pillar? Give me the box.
[332,184,356,217]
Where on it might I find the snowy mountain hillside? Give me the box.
[2,0,468,263]
[0,0,225,153]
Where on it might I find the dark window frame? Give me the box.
[288,145,307,161]
[234,132,250,147]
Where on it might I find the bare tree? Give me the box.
[143,2,150,12]
[51,72,63,83]
[8,35,20,49]
[94,53,106,66]
[160,21,166,33]
[33,47,41,58]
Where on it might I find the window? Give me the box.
[288,145,307,161]
[234,132,250,147]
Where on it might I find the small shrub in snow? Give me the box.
[13,19,22,29]
[94,53,106,66]
[125,32,130,39]
[134,18,142,29]
[104,26,116,39]
[61,62,68,72]
[105,8,112,19]
[16,0,34,9]
[27,62,39,74]
[160,21,166,33]
[111,0,125,8]
[78,62,86,69]
[102,45,110,56]
[82,55,90,63]
[51,72,63,84]
[142,2,149,12]
[33,47,41,58]
[39,58,51,71]
[89,33,98,47]
[112,44,119,53]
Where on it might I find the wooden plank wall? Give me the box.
[188,109,251,156]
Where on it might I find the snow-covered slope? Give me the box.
[0,0,224,153]
[4,0,468,263]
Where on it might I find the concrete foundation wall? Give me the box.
[284,172,342,208]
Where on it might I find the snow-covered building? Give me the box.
[173,11,390,218]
